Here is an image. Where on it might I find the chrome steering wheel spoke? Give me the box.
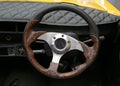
[68,36,84,52]
[37,32,57,45]
[51,51,63,64]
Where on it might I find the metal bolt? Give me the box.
[53,37,56,39]
[62,35,64,37]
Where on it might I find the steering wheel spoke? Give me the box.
[51,52,63,64]
[69,37,84,52]
[48,62,59,73]
[37,32,57,45]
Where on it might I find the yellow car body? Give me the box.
[0,0,120,16]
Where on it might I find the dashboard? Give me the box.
[0,21,118,57]
[0,2,119,84]
[0,2,119,57]
[0,2,120,67]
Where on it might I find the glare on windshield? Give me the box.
[109,0,120,11]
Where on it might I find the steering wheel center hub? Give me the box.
[55,38,66,49]
[51,33,71,54]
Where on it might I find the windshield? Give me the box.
[108,0,120,11]
[0,0,120,16]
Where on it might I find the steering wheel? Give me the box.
[23,4,99,79]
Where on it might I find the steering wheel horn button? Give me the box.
[52,33,71,54]
[55,38,66,49]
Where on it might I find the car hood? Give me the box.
[0,0,120,16]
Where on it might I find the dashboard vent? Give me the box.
[0,22,26,32]
[0,22,27,57]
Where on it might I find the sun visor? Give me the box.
[0,0,120,16]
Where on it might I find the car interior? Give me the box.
[0,2,120,86]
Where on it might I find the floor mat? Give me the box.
[3,68,47,86]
